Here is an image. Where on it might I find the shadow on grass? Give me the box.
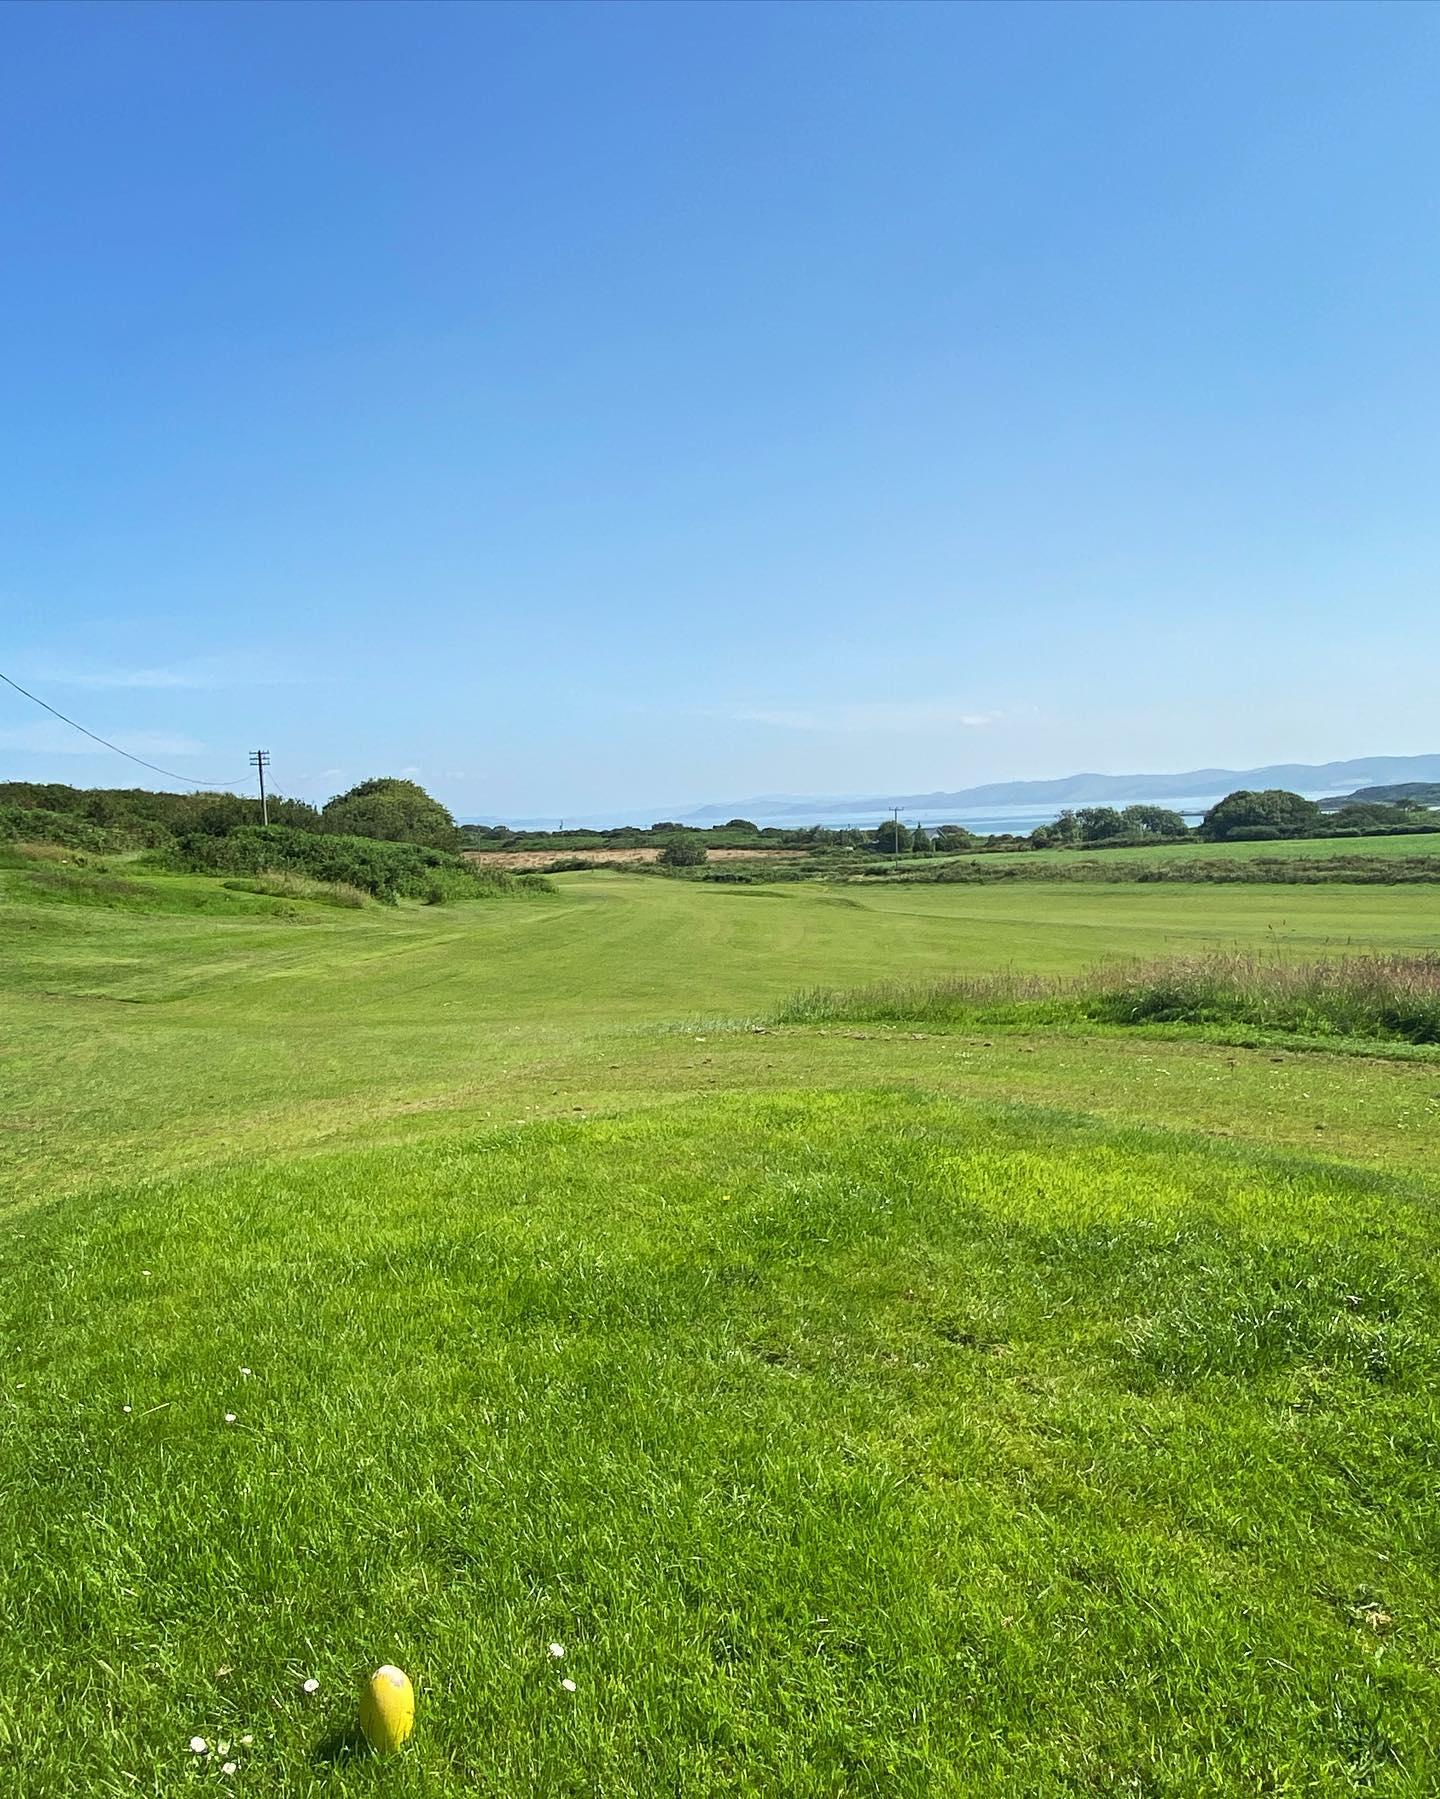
[313,1720,370,1766]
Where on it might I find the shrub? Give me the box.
[172,824,549,904]
[0,806,112,851]
[1201,789,1321,841]
[658,838,708,868]
[321,777,458,849]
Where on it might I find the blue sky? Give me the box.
[3,1,1437,819]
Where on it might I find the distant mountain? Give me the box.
[1318,781,1440,813]
[681,754,1440,824]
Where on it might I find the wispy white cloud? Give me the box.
[720,699,1001,735]
[0,722,209,758]
[25,654,310,692]
[399,765,421,777]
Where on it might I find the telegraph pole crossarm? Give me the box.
[249,749,271,826]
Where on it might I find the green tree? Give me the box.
[657,837,707,867]
[1031,809,1080,848]
[321,778,458,849]
[934,824,977,851]
[1118,804,1188,838]
[1200,789,1321,842]
[875,819,912,853]
[910,824,933,854]
[1074,807,1128,842]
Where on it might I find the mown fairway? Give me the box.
[3,859,1440,1794]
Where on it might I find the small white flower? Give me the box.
[142,1269,152,1276]
[224,1412,237,1424]
[217,1741,230,1756]
[122,1405,132,1414]
[238,1734,254,1748]
[561,1677,576,1692]
[221,1763,237,1777]
[548,1642,564,1659]
[302,1677,319,1695]
[240,1367,252,1379]
[189,1736,208,1754]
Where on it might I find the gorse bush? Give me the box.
[173,825,552,905]
[657,838,708,867]
[0,806,122,851]
[779,952,1440,1045]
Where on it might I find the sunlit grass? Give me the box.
[780,951,1440,1044]
[4,1093,1439,1794]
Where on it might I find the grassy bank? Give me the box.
[780,952,1440,1046]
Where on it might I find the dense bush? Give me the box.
[0,781,317,838]
[172,824,548,904]
[658,838,708,868]
[1201,789,1322,841]
[320,777,458,849]
[0,806,114,850]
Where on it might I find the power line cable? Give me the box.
[0,668,248,789]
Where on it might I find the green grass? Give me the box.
[978,830,1440,866]
[6,1094,1440,1795]
[4,865,1440,1204]
[6,857,1440,1791]
[780,951,1440,1045]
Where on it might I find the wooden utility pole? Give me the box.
[249,749,271,825]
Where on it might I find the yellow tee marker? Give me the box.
[359,1664,415,1753]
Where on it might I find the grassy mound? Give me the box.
[3,1092,1438,1793]
[780,952,1440,1045]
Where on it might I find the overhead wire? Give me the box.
[0,668,249,789]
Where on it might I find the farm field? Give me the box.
[3,855,1440,1794]
[462,847,806,870]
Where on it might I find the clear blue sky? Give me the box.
[3,1,1437,819]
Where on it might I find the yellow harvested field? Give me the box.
[462,846,804,869]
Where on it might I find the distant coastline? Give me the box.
[468,752,1440,836]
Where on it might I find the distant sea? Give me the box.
[738,796,1226,835]
[471,786,1346,838]
[714,787,1340,836]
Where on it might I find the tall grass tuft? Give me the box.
[778,952,1440,1044]
[223,870,370,908]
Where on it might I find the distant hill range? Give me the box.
[682,754,1440,824]
[1319,780,1440,813]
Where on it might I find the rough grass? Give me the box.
[779,952,1440,1045]
[4,1094,1440,1794]
[902,852,1440,885]
[223,871,371,909]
